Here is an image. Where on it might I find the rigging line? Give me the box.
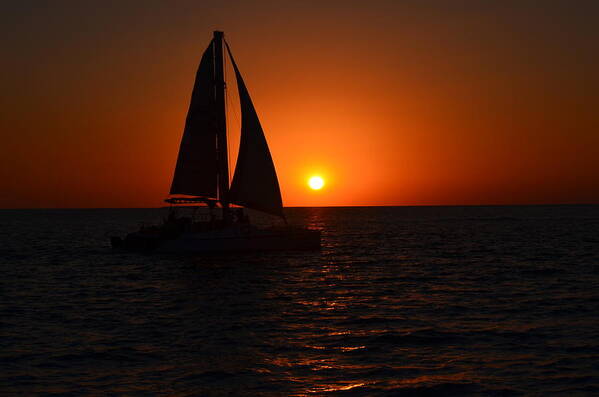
[224,40,242,178]
[224,41,232,185]
[211,38,221,201]
[226,84,242,173]
[228,89,241,134]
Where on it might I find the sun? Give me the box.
[308,176,325,190]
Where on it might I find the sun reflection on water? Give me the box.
[316,382,368,392]
[304,207,326,231]
[260,208,495,395]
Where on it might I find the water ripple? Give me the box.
[1,206,598,395]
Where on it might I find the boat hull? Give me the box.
[111,227,320,253]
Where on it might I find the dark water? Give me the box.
[1,206,598,396]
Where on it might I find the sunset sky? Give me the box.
[1,1,598,208]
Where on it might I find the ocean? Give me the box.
[1,206,598,395]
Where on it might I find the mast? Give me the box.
[213,31,230,217]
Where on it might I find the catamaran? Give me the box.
[111,31,320,252]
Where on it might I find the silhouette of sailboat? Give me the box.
[111,31,320,252]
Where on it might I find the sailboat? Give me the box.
[111,31,320,252]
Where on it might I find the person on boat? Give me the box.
[235,208,249,224]
[167,209,177,223]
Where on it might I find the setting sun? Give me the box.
[308,176,325,190]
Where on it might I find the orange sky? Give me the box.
[1,1,598,208]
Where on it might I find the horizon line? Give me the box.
[1,203,597,210]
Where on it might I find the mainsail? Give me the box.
[226,43,284,217]
[170,39,218,198]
